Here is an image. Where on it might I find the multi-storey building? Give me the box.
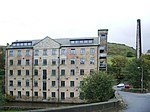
[5,29,108,103]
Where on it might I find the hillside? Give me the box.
[108,42,136,57]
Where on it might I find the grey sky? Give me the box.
[0,0,149,52]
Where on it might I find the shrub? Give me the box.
[5,95,16,101]
[80,71,115,103]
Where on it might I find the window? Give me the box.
[34,50,39,56]
[43,70,47,79]
[34,59,38,65]
[43,49,47,55]
[90,58,94,64]
[75,40,79,44]
[9,80,13,86]
[61,69,65,76]
[61,92,65,100]
[84,40,88,44]
[61,49,66,55]
[70,49,75,54]
[52,70,56,76]
[52,81,56,87]
[10,60,13,65]
[26,50,30,56]
[80,40,84,44]
[101,34,106,38]
[80,69,84,75]
[34,80,38,87]
[70,92,74,98]
[34,92,38,96]
[79,92,84,100]
[43,81,47,90]
[18,91,22,98]
[70,40,75,44]
[61,81,65,87]
[34,69,38,76]
[89,40,93,43]
[17,50,22,56]
[10,91,13,96]
[52,59,56,65]
[52,49,56,55]
[26,70,29,76]
[70,81,74,87]
[10,70,13,76]
[28,42,32,46]
[18,70,21,76]
[90,48,95,54]
[80,58,85,64]
[26,80,29,86]
[43,59,47,65]
[52,92,56,97]
[80,48,85,54]
[26,59,30,65]
[26,91,30,96]
[17,60,21,65]
[70,59,75,64]
[61,59,65,65]
[18,81,21,86]
[70,69,75,75]
[9,50,13,56]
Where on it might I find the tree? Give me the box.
[126,51,134,57]
[110,55,128,83]
[124,57,150,89]
[80,71,115,103]
[0,47,5,70]
[0,92,5,104]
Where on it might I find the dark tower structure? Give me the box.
[98,29,108,71]
[136,19,142,59]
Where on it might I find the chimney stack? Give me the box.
[136,19,142,59]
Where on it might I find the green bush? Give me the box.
[5,95,16,101]
[0,92,6,104]
[80,71,115,103]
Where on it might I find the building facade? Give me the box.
[5,29,108,103]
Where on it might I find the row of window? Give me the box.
[12,42,32,47]
[9,58,95,66]
[9,69,94,76]
[9,59,32,66]
[9,48,95,57]
[9,50,30,57]
[34,58,94,65]
[10,91,75,99]
[9,80,83,88]
[70,39,94,44]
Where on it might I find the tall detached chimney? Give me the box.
[136,19,142,59]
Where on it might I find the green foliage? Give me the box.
[124,57,150,89]
[147,49,150,53]
[5,95,16,101]
[111,55,128,67]
[108,43,135,57]
[0,92,6,104]
[80,71,115,103]
[126,51,134,57]
[108,55,128,83]
[0,46,5,70]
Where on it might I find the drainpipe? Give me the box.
[97,46,99,71]
[31,48,34,101]
[57,47,60,102]
[5,48,8,95]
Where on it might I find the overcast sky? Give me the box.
[0,0,149,52]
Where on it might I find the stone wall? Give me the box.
[29,99,119,112]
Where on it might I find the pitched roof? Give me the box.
[8,36,99,48]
